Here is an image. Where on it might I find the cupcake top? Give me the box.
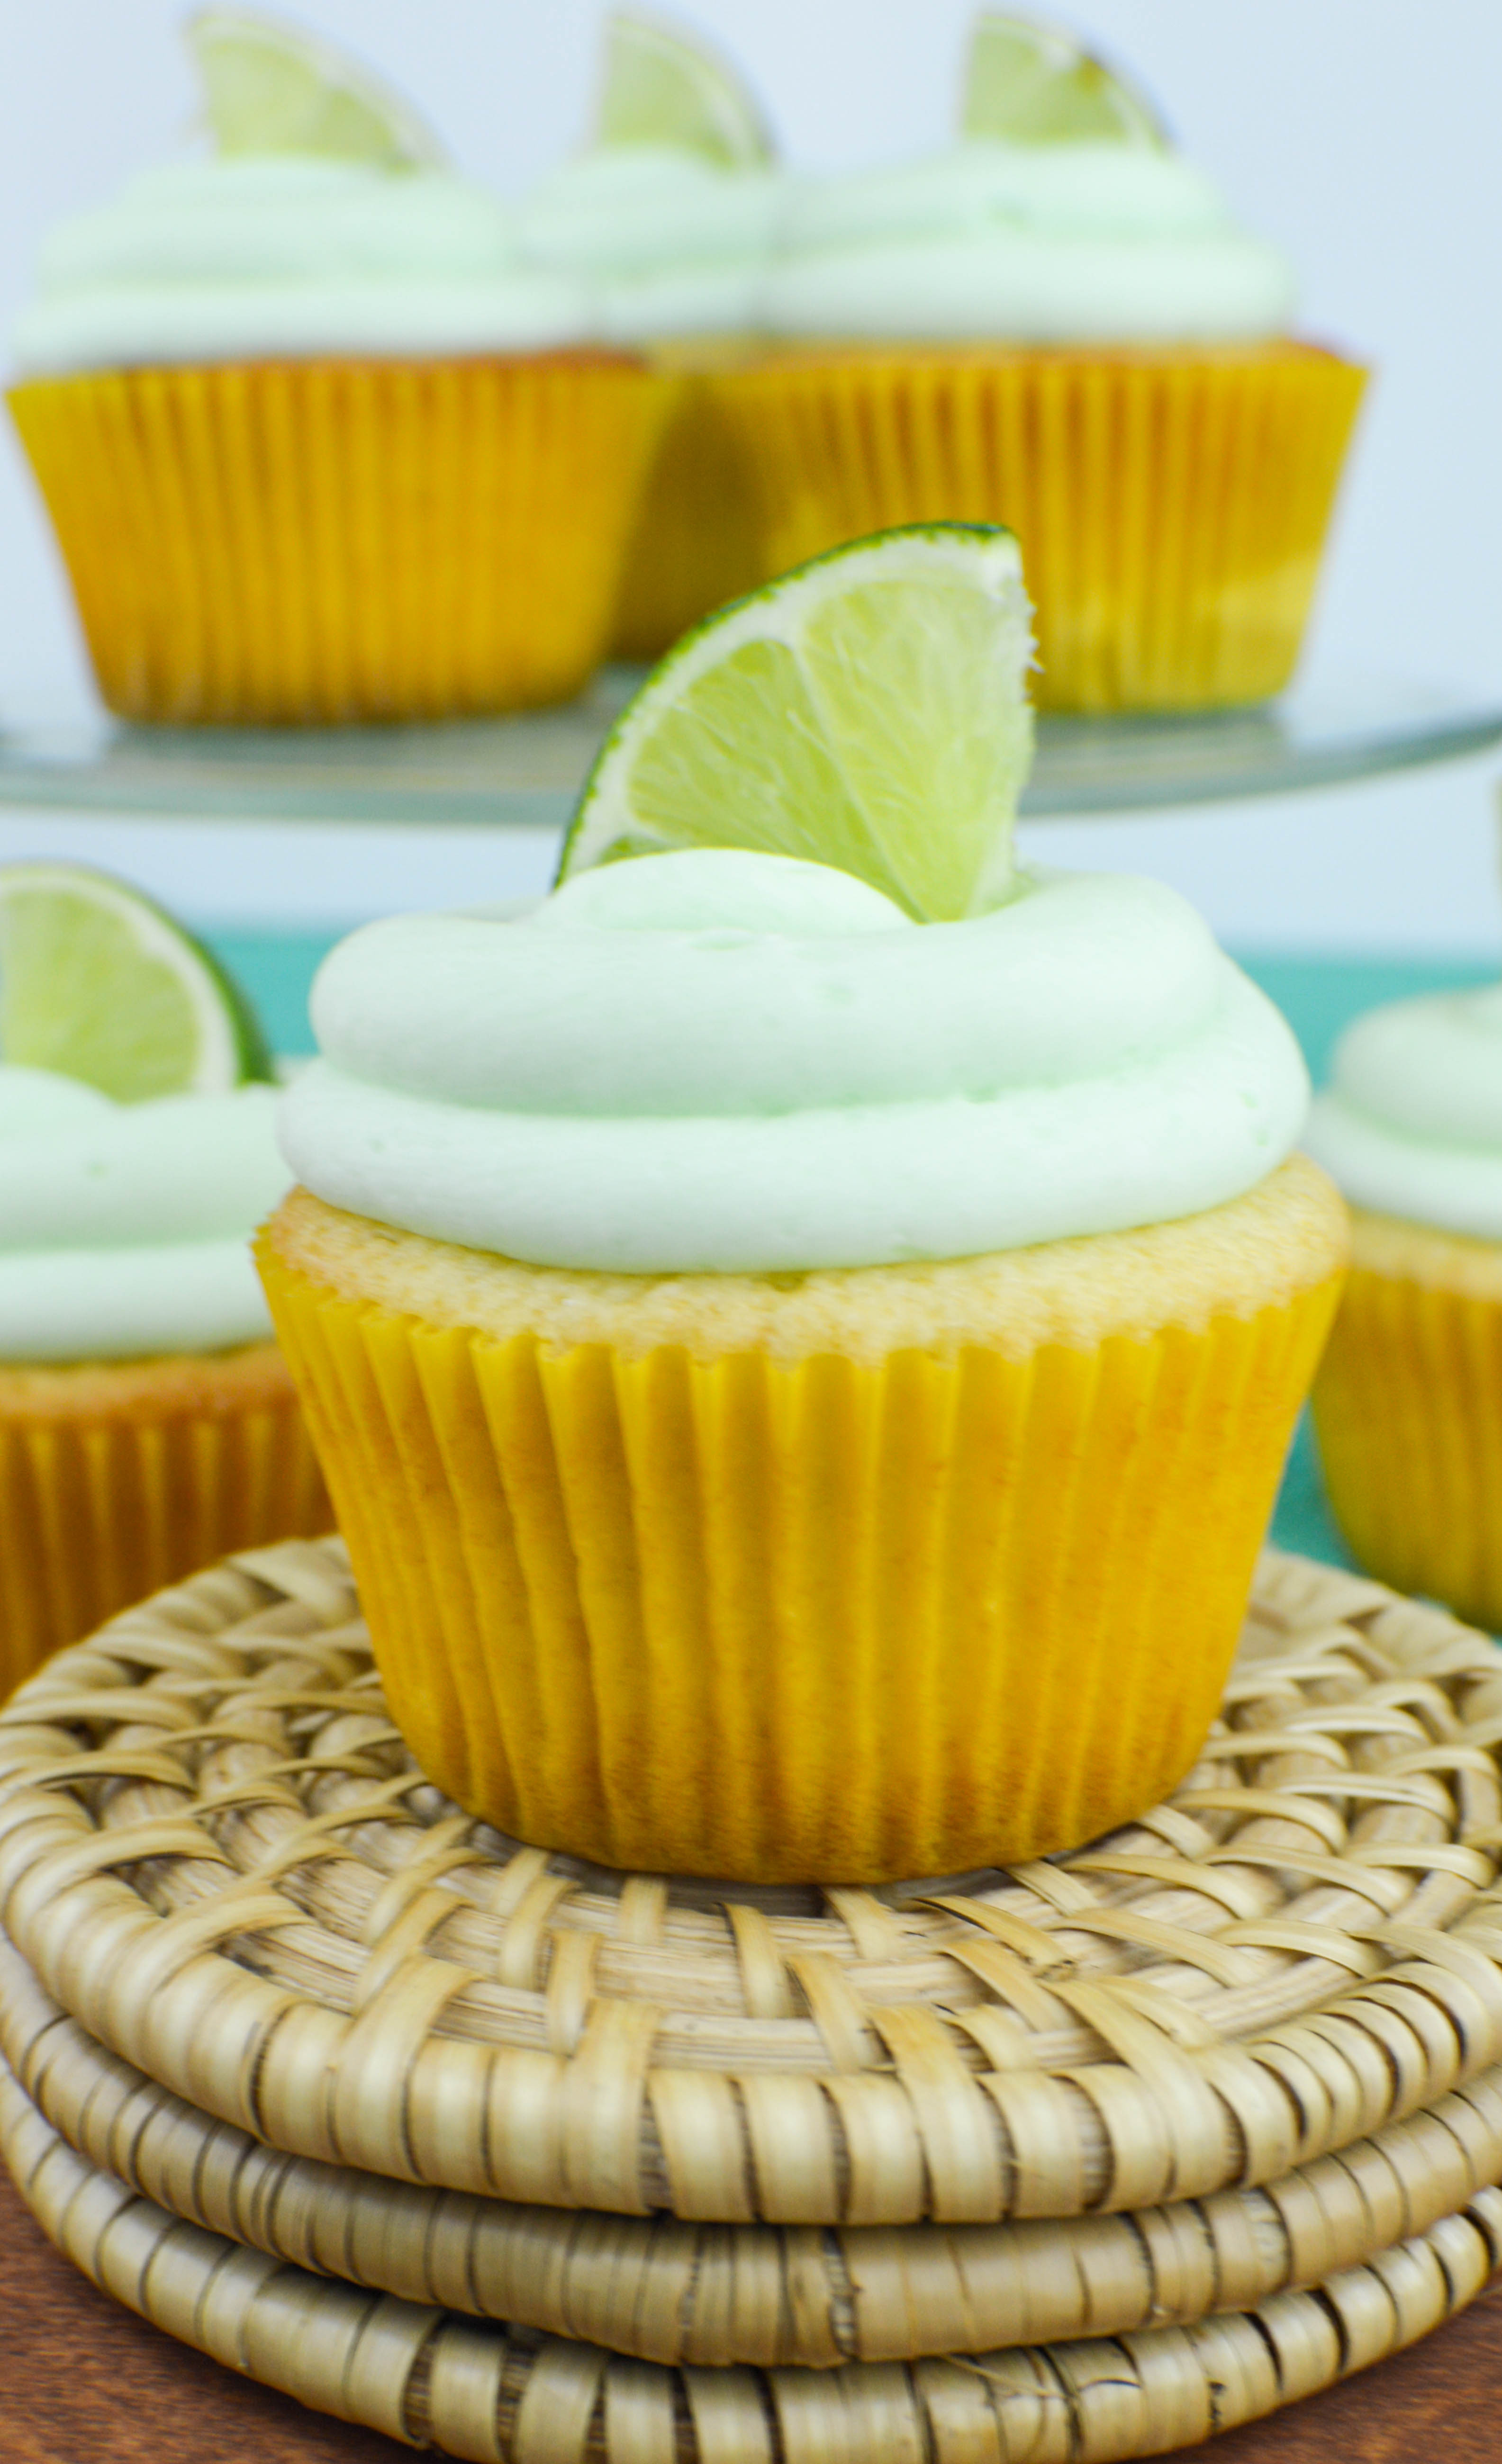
[1305,988,1502,1240]
[518,150,785,346]
[516,14,786,344]
[762,11,1294,344]
[0,861,291,1361]
[0,1067,290,1359]
[764,147,1294,344]
[12,13,596,377]
[281,849,1308,1275]
[281,521,1307,1277]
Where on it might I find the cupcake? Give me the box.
[712,9,1366,712]
[259,525,1346,1883]
[8,10,665,722]
[518,13,787,660]
[0,863,328,1697]
[1306,984,1502,1627]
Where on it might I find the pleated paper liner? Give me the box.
[258,1169,1346,1882]
[8,1924,1502,2371]
[8,353,667,723]
[0,1342,330,1703]
[709,342,1366,712]
[1313,1208,1502,1632]
[4,1540,1502,2235]
[4,2058,1500,2464]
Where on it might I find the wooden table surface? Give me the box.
[2,2160,1498,2463]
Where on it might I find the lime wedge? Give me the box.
[186,7,445,168]
[596,11,772,167]
[0,863,273,1102]
[962,11,1167,148]
[560,525,1035,923]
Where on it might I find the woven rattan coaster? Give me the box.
[2,1541,1502,2239]
[4,2048,1500,2464]
[6,1923,1502,2370]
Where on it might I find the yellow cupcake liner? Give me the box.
[0,1346,330,1701]
[710,343,1366,712]
[261,1233,1340,1883]
[9,354,667,723]
[1314,1263,1502,1629]
[610,366,768,661]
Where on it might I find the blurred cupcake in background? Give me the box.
[9,9,665,721]
[520,13,783,351]
[1306,978,1502,1629]
[519,12,786,659]
[0,863,328,1699]
[714,8,1366,711]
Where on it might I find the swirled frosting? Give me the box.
[761,141,1294,342]
[11,158,598,376]
[1305,987,1502,1238]
[516,147,787,343]
[279,849,1309,1274]
[0,1067,290,1359]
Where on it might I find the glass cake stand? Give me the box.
[0,670,1498,830]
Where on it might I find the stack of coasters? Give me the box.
[2,1537,1502,2462]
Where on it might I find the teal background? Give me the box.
[207,930,1499,1576]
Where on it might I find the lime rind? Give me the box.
[186,7,446,169]
[0,863,274,1103]
[197,935,276,1085]
[962,10,1167,149]
[559,524,1035,924]
[596,10,773,167]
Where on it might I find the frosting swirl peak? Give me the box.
[280,850,1309,1274]
[12,158,597,376]
[761,137,1295,343]
[1306,985,1502,1238]
[0,1068,290,1359]
[516,147,787,343]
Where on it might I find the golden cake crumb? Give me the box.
[263,1152,1348,1366]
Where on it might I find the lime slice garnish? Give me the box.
[962,11,1167,148]
[560,525,1035,923]
[186,7,445,168]
[596,11,773,167]
[0,863,273,1103]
